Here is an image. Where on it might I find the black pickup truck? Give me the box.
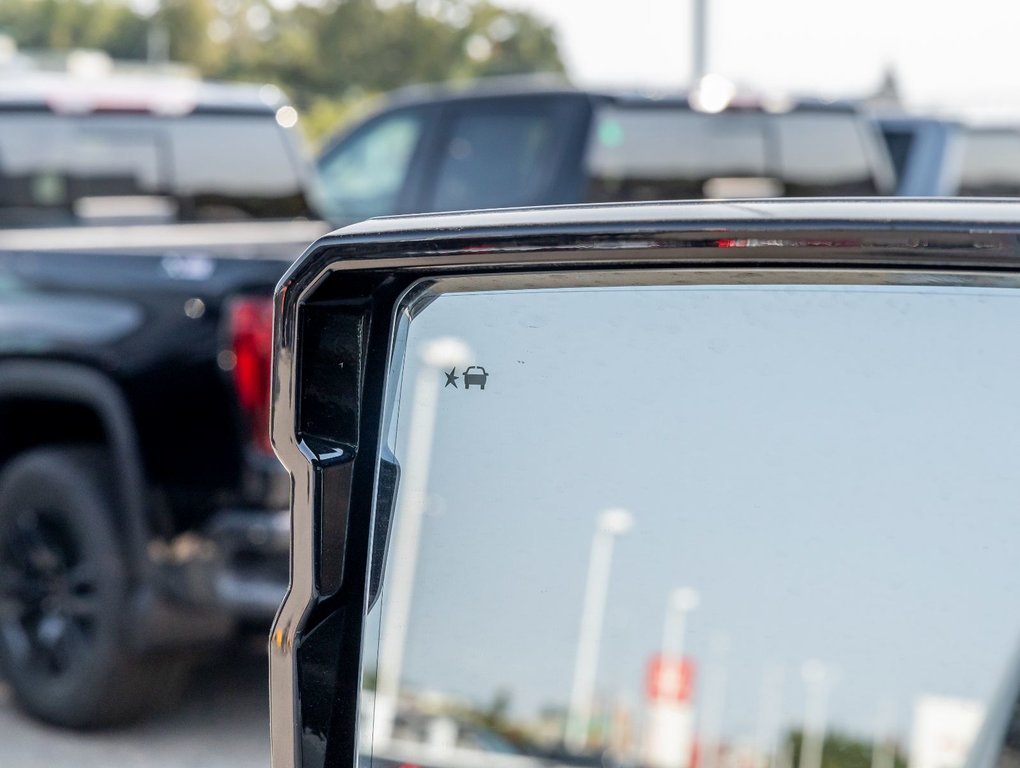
[0,71,326,727]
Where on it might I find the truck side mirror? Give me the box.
[270,201,1020,768]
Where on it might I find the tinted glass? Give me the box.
[587,110,766,200]
[0,111,311,226]
[775,113,883,195]
[959,130,1020,196]
[363,278,1020,768]
[587,106,884,201]
[316,111,424,223]
[881,128,916,183]
[427,106,558,212]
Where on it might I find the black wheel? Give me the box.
[0,446,189,728]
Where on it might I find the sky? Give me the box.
[365,281,1020,752]
[500,0,1020,122]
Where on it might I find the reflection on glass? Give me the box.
[428,109,558,212]
[959,128,1020,197]
[315,109,423,223]
[585,106,885,201]
[0,113,309,226]
[363,282,1020,768]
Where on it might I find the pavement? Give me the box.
[0,649,271,768]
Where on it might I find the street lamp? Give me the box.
[373,336,472,748]
[799,660,834,768]
[697,633,731,768]
[565,507,634,753]
[691,0,708,84]
[870,700,897,768]
[661,587,700,657]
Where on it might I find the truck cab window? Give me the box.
[0,111,312,226]
[586,107,767,201]
[316,111,424,223]
[585,104,889,201]
[958,129,1020,197]
[426,104,559,212]
[775,111,887,195]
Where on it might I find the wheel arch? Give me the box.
[0,360,150,582]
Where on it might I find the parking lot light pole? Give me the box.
[565,507,634,753]
[697,633,731,768]
[871,700,897,768]
[661,587,700,656]
[692,0,708,84]
[373,337,472,748]
[799,660,832,768]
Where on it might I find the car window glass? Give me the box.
[362,279,1020,768]
[587,107,767,201]
[586,106,883,201]
[427,106,558,212]
[959,131,1020,196]
[0,112,309,226]
[775,112,882,194]
[316,111,424,222]
[170,115,306,201]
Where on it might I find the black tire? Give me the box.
[0,446,190,728]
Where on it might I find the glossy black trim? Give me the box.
[269,198,1020,768]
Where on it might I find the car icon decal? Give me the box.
[463,366,488,390]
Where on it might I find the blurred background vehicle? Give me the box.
[315,79,895,225]
[375,709,539,768]
[0,59,327,729]
[955,126,1020,197]
[874,117,1020,198]
[0,62,319,227]
[4,0,1020,766]
[361,698,623,768]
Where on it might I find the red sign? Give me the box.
[646,655,695,703]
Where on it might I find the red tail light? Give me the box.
[228,296,274,455]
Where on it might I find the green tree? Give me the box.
[0,0,147,58]
[155,0,219,70]
[0,0,565,140]
[456,3,564,79]
[785,729,907,768]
